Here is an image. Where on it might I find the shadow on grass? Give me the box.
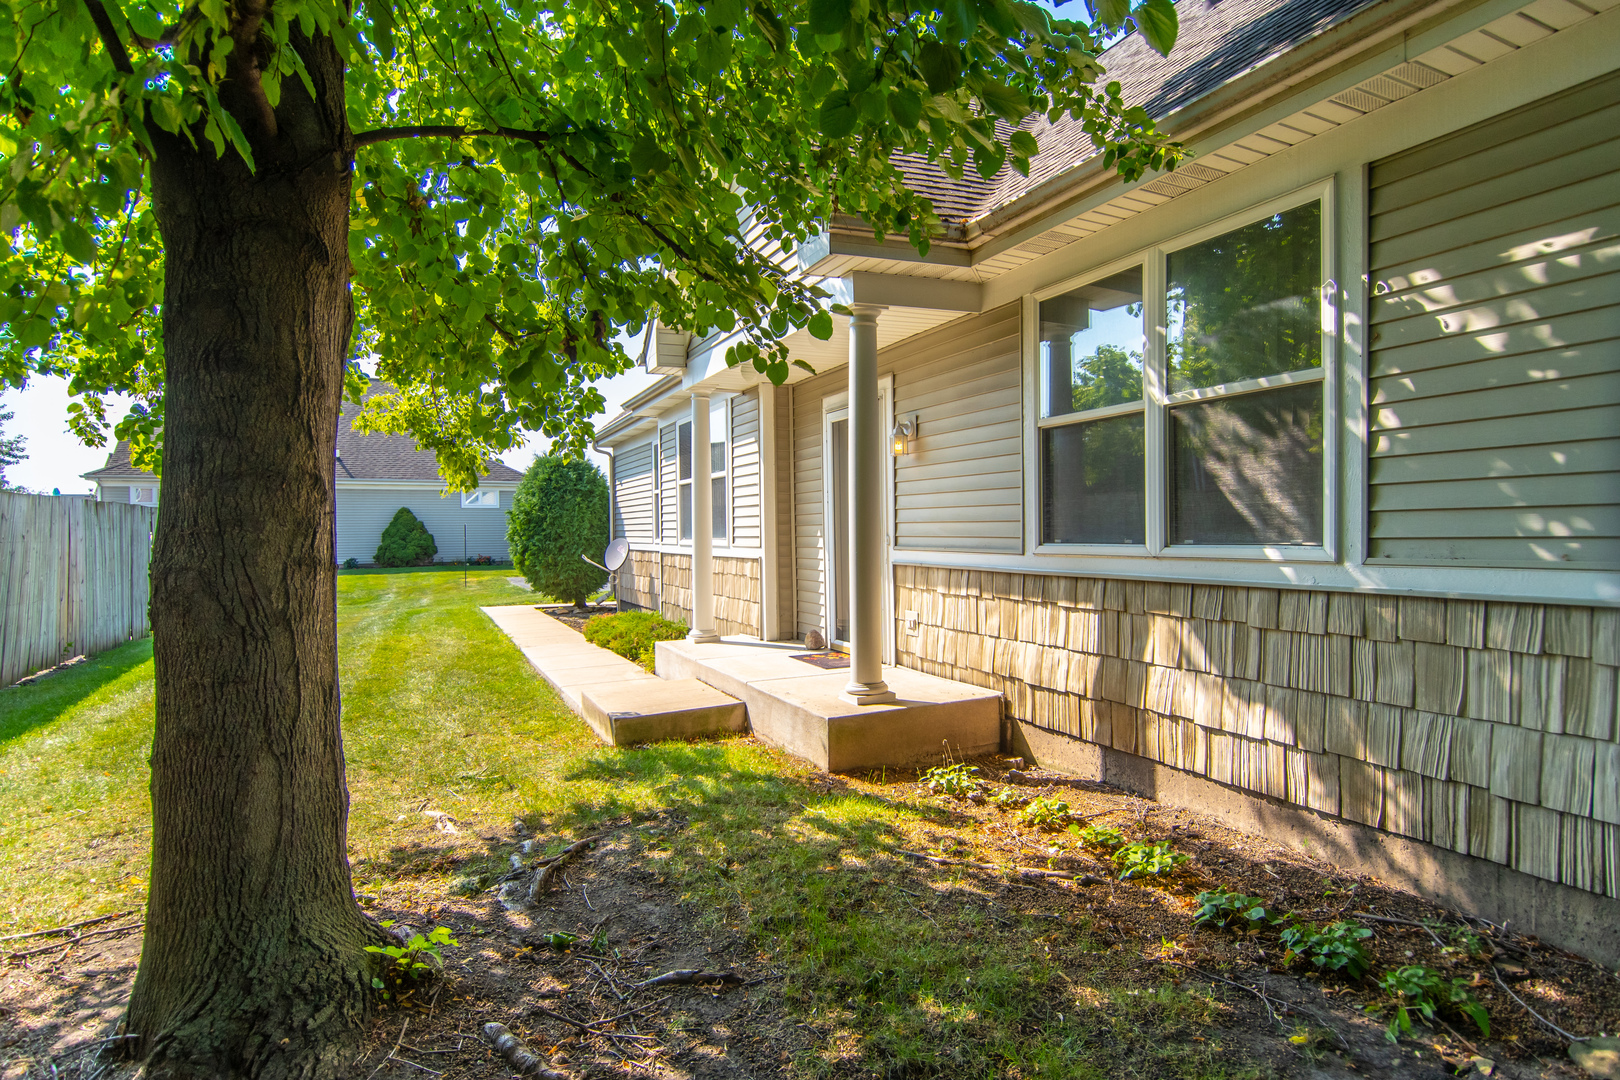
[0,637,154,749]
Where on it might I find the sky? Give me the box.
[0,343,660,494]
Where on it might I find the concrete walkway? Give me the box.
[482,605,745,747]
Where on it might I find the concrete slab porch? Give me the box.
[655,637,1001,772]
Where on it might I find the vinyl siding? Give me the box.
[99,486,130,503]
[729,390,763,547]
[774,385,795,640]
[658,423,679,542]
[334,487,513,564]
[790,302,1023,639]
[611,438,656,542]
[1367,72,1620,570]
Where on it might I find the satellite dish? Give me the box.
[603,538,630,572]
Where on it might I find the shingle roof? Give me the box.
[83,385,525,485]
[896,0,1387,226]
[336,385,524,483]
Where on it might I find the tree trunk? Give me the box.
[125,32,384,1080]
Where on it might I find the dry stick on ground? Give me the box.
[1492,965,1590,1043]
[1351,911,1446,948]
[635,969,744,989]
[1161,960,1351,1051]
[528,836,599,902]
[899,849,1101,884]
[5,921,144,961]
[0,911,134,944]
[366,1019,410,1080]
[481,1023,569,1079]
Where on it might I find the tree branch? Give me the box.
[352,124,555,148]
[81,0,135,74]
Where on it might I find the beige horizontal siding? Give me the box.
[730,389,762,547]
[1367,71,1620,570]
[612,439,655,542]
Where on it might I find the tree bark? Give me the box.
[125,31,384,1080]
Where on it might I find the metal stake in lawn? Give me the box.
[463,524,467,588]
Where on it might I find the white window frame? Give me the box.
[652,441,663,543]
[710,395,731,543]
[131,485,157,505]
[460,490,499,508]
[677,417,694,542]
[1024,178,1339,565]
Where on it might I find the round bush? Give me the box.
[375,507,437,567]
[507,454,609,607]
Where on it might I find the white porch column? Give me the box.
[842,304,896,705]
[688,391,721,643]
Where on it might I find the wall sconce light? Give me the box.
[891,416,916,456]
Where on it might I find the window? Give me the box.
[131,486,157,505]
[1038,267,1146,545]
[1036,195,1328,554]
[461,490,499,508]
[652,443,663,542]
[677,419,693,540]
[711,397,728,541]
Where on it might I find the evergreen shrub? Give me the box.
[374,508,437,567]
[507,454,609,606]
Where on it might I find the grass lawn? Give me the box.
[21,567,1589,1078]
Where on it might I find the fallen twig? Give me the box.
[366,1019,410,1080]
[1350,911,1445,948]
[1161,960,1350,1050]
[898,850,1099,884]
[481,1023,568,1079]
[634,969,744,989]
[0,911,134,944]
[1492,965,1589,1043]
[528,836,599,902]
[5,921,144,961]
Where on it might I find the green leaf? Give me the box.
[888,86,922,128]
[127,5,164,40]
[807,0,851,36]
[1009,129,1039,157]
[1133,0,1178,56]
[367,0,397,61]
[807,309,833,339]
[1089,0,1130,27]
[60,222,98,265]
[817,89,859,139]
[917,42,962,95]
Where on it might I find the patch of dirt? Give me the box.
[4,754,1616,1080]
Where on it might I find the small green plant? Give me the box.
[1279,921,1373,979]
[1113,840,1187,880]
[992,787,1023,811]
[1071,822,1125,849]
[367,923,458,994]
[1444,925,1489,960]
[374,507,438,567]
[581,611,688,671]
[1021,796,1071,830]
[1378,965,1489,1043]
[1193,889,1284,931]
[539,930,580,950]
[922,762,981,797]
[341,556,360,569]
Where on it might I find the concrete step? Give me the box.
[655,638,1001,772]
[581,678,747,747]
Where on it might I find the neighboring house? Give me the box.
[597,0,1620,948]
[83,386,525,564]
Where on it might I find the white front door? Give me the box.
[822,379,894,659]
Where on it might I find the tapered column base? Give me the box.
[688,628,722,644]
[840,680,897,706]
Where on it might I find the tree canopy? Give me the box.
[3,0,1179,484]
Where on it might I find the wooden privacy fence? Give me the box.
[0,492,157,688]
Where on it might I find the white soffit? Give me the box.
[971,0,1617,279]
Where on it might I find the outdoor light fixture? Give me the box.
[891,417,915,456]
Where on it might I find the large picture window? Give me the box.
[1036,194,1329,555]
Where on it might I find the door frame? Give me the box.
[820,375,896,664]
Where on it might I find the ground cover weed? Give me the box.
[1377,965,1490,1042]
[1113,840,1187,880]
[1021,796,1070,830]
[1193,889,1285,931]
[922,762,981,797]
[1071,823,1125,849]
[1279,920,1373,979]
[367,923,458,994]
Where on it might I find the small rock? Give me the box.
[1465,1057,1494,1077]
[1492,960,1530,982]
[1002,756,1026,769]
[1570,1037,1620,1080]
[422,809,459,834]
